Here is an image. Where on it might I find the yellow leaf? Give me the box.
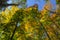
[40,19,45,22]
[25,21,30,31]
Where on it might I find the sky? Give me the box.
[8,0,56,10]
[26,0,56,10]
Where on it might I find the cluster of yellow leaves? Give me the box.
[1,6,19,23]
[40,16,46,22]
[10,6,19,14]
[40,2,57,23]
[25,21,30,31]
[24,21,33,33]
[25,7,32,11]
[50,14,57,20]
[41,1,52,16]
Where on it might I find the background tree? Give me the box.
[0,0,26,11]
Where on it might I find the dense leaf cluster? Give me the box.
[0,5,60,40]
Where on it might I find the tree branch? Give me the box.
[40,23,51,40]
[9,22,18,40]
[0,4,19,7]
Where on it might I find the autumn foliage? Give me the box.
[0,3,60,40]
